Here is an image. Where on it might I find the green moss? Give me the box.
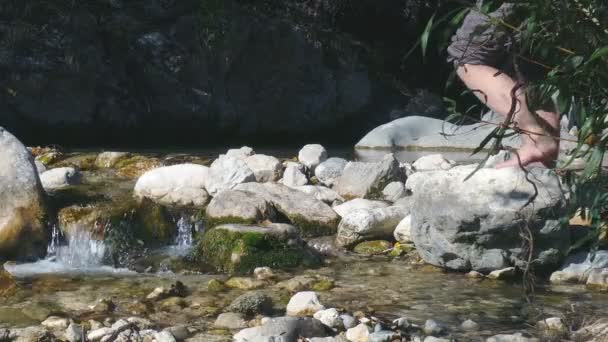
[311,278,334,292]
[195,226,319,274]
[288,214,339,238]
[353,240,392,255]
[388,242,415,257]
[207,279,226,292]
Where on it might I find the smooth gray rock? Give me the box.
[409,165,569,272]
[235,183,340,237]
[369,330,399,342]
[286,291,325,316]
[355,116,521,150]
[282,164,308,187]
[336,206,407,247]
[233,316,329,342]
[412,154,455,172]
[382,181,407,202]
[313,308,343,329]
[226,291,273,316]
[205,190,274,225]
[393,215,412,244]
[461,319,480,331]
[245,154,282,182]
[9,326,54,342]
[206,156,256,196]
[315,158,348,186]
[333,198,390,217]
[40,167,80,191]
[293,185,344,204]
[550,250,608,284]
[340,314,357,330]
[214,312,248,329]
[333,154,404,199]
[225,146,255,159]
[0,127,47,260]
[34,160,46,174]
[134,164,210,206]
[64,323,85,342]
[298,144,328,171]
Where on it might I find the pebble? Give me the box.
[214,312,248,330]
[41,316,70,330]
[341,314,357,330]
[488,267,516,280]
[424,337,451,342]
[286,291,325,316]
[313,308,343,329]
[461,319,480,331]
[346,323,371,342]
[465,271,484,279]
[253,267,275,280]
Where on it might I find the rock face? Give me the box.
[550,251,608,285]
[0,127,47,260]
[244,154,282,182]
[195,224,319,273]
[298,144,328,171]
[235,183,340,237]
[355,116,521,150]
[39,167,81,191]
[333,154,404,199]
[314,157,348,186]
[134,164,210,206]
[234,317,329,342]
[409,165,569,272]
[205,157,256,196]
[336,206,407,247]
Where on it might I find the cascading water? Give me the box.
[174,216,193,248]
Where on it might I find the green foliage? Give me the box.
[417,0,608,251]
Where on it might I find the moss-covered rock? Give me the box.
[0,265,17,297]
[205,190,274,228]
[353,240,392,255]
[207,279,226,292]
[195,224,320,274]
[114,155,162,178]
[53,153,98,171]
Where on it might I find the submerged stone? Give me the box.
[196,224,319,274]
[353,240,392,255]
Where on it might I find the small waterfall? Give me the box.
[48,230,107,268]
[46,224,61,255]
[174,216,193,248]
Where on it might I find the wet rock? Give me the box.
[225,147,255,159]
[244,154,282,182]
[346,323,371,342]
[336,206,407,247]
[90,298,115,314]
[96,152,131,168]
[423,319,445,336]
[409,165,569,272]
[314,308,343,329]
[155,330,177,342]
[466,271,484,279]
[394,215,412,244]
[41,316,70,330]
[550,250,608,284]
[254,267,275,280]
[341,314,357,330]
[369,330,399,342]
[64,323,84,342]
[164,326,189,341]
[114,155,163,178]
[486,333,540,342]
[235,183,340,237]
[412,154,456,172]
[293,185,344,204]
[126,317,154,330]
[207,279,226,292]
[333,154,404,199]
[0,265,17,297]
[299,144,328,171]
[234,316,329,341]
[197,223,319,273]
[315,158,348,186]
[382,181,407,202]
[355,116,520,150]
[536,317,567,339]
[35,160,47,174]
[0,127,47,260]
[353,240,392,255]
[205,190,274,227]
[40,167,80,191]
[134,164,210,206]
[87,327,114,341]
[333,198,390,217]
[214,312,248,329]
[572,318,608,342]
[461,319,480,331]
[159,297,187,312]
[286,291,325,316]
[276,275,335,293]
[307,236,338,257]
[424,337,451,342]
[586,268,608,290]
[10,326,54,342]
[205,156,256,196]
[225,277,267,290]
[147,287,170,301]
[312,277,335,292]
[226,291,273,316]
[488,267,517,281]
[282,164,309,187]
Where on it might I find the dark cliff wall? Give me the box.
[0,0,451,147]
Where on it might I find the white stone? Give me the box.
[225,146,255,159]
[155,330,177,342]
[206,156,256,196]
[40,167,80,191]
[286,291,325,316]
[64,323,84,342]
[336,206,407,247]
[294,185,344,204]
[244,154,282,182]
[253,267,275,280]
[550,251,608,284]
[95,151,130,168]
[345,324,371,342]
[41,316,70,330]
[536,317,566,333]
[412,154,455,172]
[333,154,403,199]
[488,267,516,280]
[134,164,210,206]
[282,164,308,187]
[393,215,412,244]
[381,181,407,202]
[298,144,328,170]
[313,308,343,329]
[333,198,390,218]
[315,157,347,186]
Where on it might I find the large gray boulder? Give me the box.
[355,116,521,150]
[0,127,47,260]
[206,156,256,196]
[233,317,329,342]
[205,190,275,227]
[409,165,569,272]
[336,206,407,247]
[134,164,210,206]
[235,183,340,237]
[333,154,404,199]
[314,157,347,186]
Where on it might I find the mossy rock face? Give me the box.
[353,240,392,255]
[195,224,320,274]
[53,153,98,171]
[114,155,162,178]
[0,265,17,297]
